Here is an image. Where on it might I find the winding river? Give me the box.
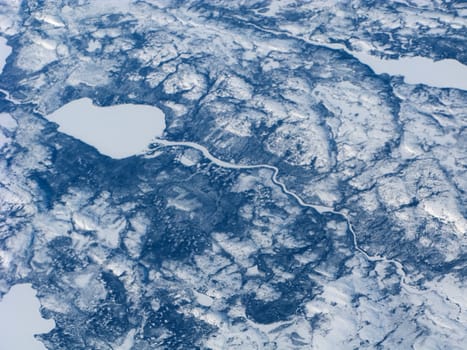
[146,138,424,295]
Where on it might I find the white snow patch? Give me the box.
[16,39,57,72]
[0,1,21,36]
[0,36,12,73]
[231,174,257,192]
[86,39,101,52]
[0,284,55,350]
[66,62,113,87]
[116,329,136,350]
[72,213,96,231]
[178,153,198,167]
[0,130,10,148]
[44,98,166,159]
[422,199,467,236]
[0,113,17,130]
[193,290,214,307]
[35,14,65,28]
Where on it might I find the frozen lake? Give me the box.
[317,41,467,91]
[0,284,55,350]
[45,98,166,159]
[352,51,467,90]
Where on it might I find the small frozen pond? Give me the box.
[45,98,166,159]
[0,284,55,350]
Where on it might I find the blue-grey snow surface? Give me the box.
[0,1,466,349]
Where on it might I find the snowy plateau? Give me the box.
[0,1,466,349]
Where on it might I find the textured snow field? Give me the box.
[44,98,166,159]
[0,0,466,349]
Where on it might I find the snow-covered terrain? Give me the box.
[0,1,466,349]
